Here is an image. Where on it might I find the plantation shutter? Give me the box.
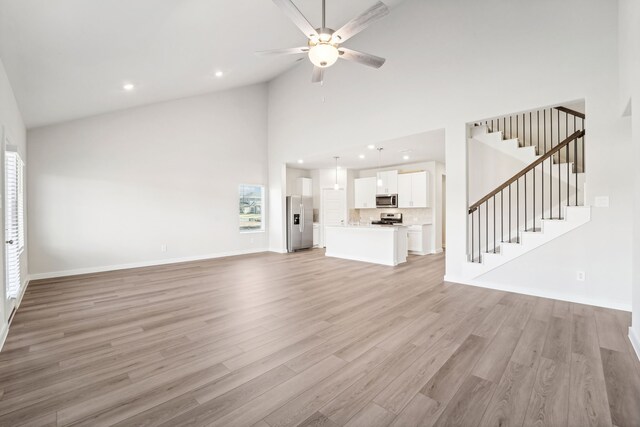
[5,151,23,299]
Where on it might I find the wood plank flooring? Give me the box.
[0,250,639,426]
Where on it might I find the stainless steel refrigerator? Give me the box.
[286,196,313,252]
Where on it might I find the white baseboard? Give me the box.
[269,247,288,254]
[630,327,640,362]
[0,322,7,353]
[444,275,632,312]
[28,248,269,281]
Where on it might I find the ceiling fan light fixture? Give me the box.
[308,43,339,68]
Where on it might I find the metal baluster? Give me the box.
[542,110,546,219]
[486,203,488,255]
[558,119,561,218]
[510,116,512,140]
[574,116,578,205]
[493,196,496,253]
[582,118,585,173]
[533,168,536,231]
[501,190,504,242]
[524,174,527,232]
[471,211,474,262]
[537,110,540,153]
[516,114,519,144]
[509,185,512,242]
[516,179,520,242]
[529,112,532,147]
[478,207,481,262]
[566,144,569,207]
[549,154,552,220]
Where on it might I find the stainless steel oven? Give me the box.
[376,194,398,208]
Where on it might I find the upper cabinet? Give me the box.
[376,170,398,195]
[354,177,377,209]
[296,177,313,197]
[398,171,429,208]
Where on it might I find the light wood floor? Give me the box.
[1,250,639,426]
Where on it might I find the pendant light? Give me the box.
[333,156,340,190]
[377,148,384,187]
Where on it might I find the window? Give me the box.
[239,184,264,232]
[5,150,24,299]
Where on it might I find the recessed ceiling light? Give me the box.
[358,154,365,159]
[403,155,410,160]
[123,83,135,91]
[297,159,304,164]
[215,71,224,78]
[367,144,376,150]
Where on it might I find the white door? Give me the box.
[5,149,24,304]
[322,188,346,247]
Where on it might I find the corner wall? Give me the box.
[27,84,269,277]
[268,0,632,310]
[620,0,640,358]
[0,58,27,347]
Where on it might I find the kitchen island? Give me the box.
[324,225,408,266]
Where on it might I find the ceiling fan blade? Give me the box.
[338,48,386,68]
[312,66,324,83]
[255,47,309,57]
[331,1,389,44]
[272,0,319,40]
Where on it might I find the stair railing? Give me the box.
[474,106,585,172]
[468,129,585,263]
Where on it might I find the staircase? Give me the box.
[463,105,589,279]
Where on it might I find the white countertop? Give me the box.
[326,224,407,230]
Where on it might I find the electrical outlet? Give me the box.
[161,244,167,252]
[576,271,585,281]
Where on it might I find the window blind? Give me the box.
[5,151,24,299]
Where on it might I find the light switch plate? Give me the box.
[594,196,609,208]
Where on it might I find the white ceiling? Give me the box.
[0,0,404,128]
[288,128,445,170]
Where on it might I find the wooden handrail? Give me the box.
[554,106,585,119]
[468,129,585,214]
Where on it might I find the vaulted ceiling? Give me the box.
[0,0,404,128]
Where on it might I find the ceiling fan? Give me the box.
[257,0,389,83]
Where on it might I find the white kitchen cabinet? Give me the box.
[376,170,398,195]
[407,224,433,255]
[312,223,320,247]
[398,171,429,208]
[397,174,412,208]
[296,177,313,197]
[354,177,377,209]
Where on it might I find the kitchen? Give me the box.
[285,130,446,266]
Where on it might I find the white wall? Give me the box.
[619,0,640,357]
[28,84,269,277]
[0,58,27,345]
[268,0,633,310]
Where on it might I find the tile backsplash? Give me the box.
[354,208,432,225]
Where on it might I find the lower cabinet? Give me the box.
[407,224,433,255]
[312,223,320,247]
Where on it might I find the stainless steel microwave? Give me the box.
[376,194,398,208]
